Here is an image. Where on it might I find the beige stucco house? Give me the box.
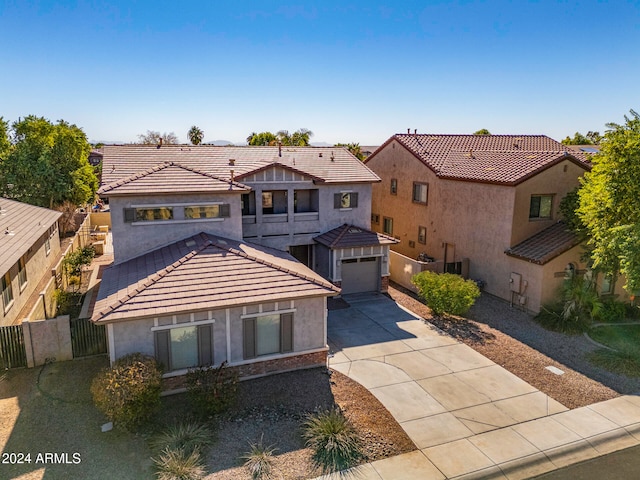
[0,198,61,326]
[365,133,599,313]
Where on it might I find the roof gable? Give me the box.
[92,233,339,323]
[99,161,250,195]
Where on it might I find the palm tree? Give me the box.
[188,126,204,145]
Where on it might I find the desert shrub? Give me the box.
[151,422,213,455]
[152,447,205,480]
[91,353,162,431]
[53,289,82,316]
[301,407,363,474]
[185,362,238,417]
[242,435,277,479]
[411,271,480,316]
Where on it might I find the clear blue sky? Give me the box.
[1,1,639,145]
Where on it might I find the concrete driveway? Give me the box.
[325,292,640,479]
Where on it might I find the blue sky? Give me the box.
[1,1,639,145]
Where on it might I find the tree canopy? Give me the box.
[561,131,602,145]
[137,130,179,145]
[247,128,313,146]
[0,117,10,160]
[188,126,204,145]
[577,110,640,293]
[0,116,98,208]
[473,128,491,135]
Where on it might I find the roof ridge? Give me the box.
[328,224,351,248]
[203,234,339,292]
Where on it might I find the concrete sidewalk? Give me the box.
[320,293,640,479]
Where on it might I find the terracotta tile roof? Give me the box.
[91,233,339,323]
[314,224,399,249]
[370,134,590,185]
[98,161,250,195]
[100,145,380,188]
[0,198,62,275]
[505,222,581,265]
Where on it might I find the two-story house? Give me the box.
[92,145,395,380]
[0,198,61,326]
[365,133,596,313]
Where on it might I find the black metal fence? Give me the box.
[0,324,27,369]
[70,318,107,358]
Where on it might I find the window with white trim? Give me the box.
[383,217,393,235]
[243,313,293,359]
[154,324,213,372]
[334,192,358,209]
[412,182,428,204]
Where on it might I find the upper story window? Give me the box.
[334,192,359,209]
[294,189,319,213]
[184,205,229,219]
[17,257,27,290]
[45,237,51,256]
[412,182,428,204]
[262,191,288,214]
[529,195,553,220]
[242,192,256,215]
[125,207,174,222]
[390,178,398,195]
[371,213,380,224]
[1,272,13,312]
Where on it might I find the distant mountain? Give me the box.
[204,140,238,146]
[310,141,332,147]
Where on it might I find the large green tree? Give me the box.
[0,116,97,208]
[247,128,313,146]
[562,131,602,145]
[335,143,364,161]
[0,117,11,160]
[577,110,640,293]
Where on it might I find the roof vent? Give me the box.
[319,152,323,157]
[407,128,410,134]
[414,129,417,135]
[330,152,335,162]
[185,239,196,247]
[5,227,14,236]
[278,143,282,157]
[157,138,163,149]
[229,158,235,166]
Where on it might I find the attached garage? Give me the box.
[314,224,399,295]
[340,257,380,294]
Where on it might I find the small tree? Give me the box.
[185,362,238,417]
[63,245,95,290]
[412,271,480,316]
[91,353,162,431]
[188,126,204,145]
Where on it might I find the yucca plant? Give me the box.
[242,434,277,479]
[150,422,213,455]
[301,407,363,474]
[152,447,205,480]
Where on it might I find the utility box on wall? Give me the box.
[510,272,522,293]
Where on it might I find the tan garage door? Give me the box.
[340,257,380,294]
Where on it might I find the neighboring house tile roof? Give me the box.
[91,232,339,323]
[98,161,250,195]
[0,198,62,275]
[505,222,581,265]
[314,224,399,249]
[99,145,380,187]
[370,134,590,185]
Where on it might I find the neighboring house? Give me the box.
[0,198,61,326]
[365,133,600,313]
[92,144,393,378]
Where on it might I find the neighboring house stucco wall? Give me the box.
[511,159,585,246]
[1,225,60,326]
[106,297,327,374]
[109,193,244,264]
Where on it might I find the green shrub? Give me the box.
[596,298,627,323]
[90,353,162,431]
[587,348,640,377]
[53,289,82,316]
[411,271,480,316]
[151,422,213,456]
[63,245,96,277]
[152,447,205,480]
[301,408,363,474]
[242,435,277,479]
[185,362,238,417]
